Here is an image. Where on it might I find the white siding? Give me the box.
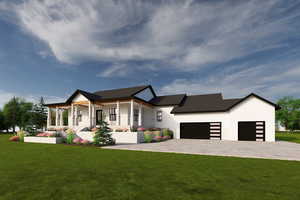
[173,96,275,141]
[228,96,275,142]
[72,94,88,102]
[154,107,178,136]
[142,106,155,128]
[135,88,154,101]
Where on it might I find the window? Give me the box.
[109,107,116,121]
[157,110,162,122]
[134,109,139,122]
[78,110,82,122]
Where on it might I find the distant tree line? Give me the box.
[276,97,300,132]
[0,97,47,133]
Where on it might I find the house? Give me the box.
[45,85,279,142]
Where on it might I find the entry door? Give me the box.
[180,123,210,139]
[96,110,103,125]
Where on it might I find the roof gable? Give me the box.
[93,85,153,100]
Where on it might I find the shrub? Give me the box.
[144,132,153,143]
[17,130,27,142]
[130,126,137,132]
[162,129,173,138]
[9,136,20,142]
[154,135,162,142]
[93,121,115,146]
[162,135,170,140]
[137,127,146,131]
[73,138,82,144]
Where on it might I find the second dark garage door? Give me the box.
[180,122,221,139]
[238,121,265,141]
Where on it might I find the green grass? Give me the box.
[276,132,300,144]
[0,135,300,200]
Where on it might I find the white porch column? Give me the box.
[88,101,92,128]
[74,106,78,126]
[71,104,74,127]
[91,104,95,127]
[55,107,59,127]
[130,99,134,127]
[47,107,51,128]
[138,105,142,127]
[116,101,120,126]
[59,109,64,127]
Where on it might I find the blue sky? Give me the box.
[0,0,300,107]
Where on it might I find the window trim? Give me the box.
[109,107,116,121]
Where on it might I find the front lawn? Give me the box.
[0,134,300,200]
[276,132,300,144]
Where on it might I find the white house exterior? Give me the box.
[45,85,279,142]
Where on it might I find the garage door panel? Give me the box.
[238,121,265,141]
[180,123,210,139]
[180,122,221,140]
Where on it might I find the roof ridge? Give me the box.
[93,85,149,93]
[186,93,222,97]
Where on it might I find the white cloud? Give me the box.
[97,63,131,78]
[160,59,300,100]
[2,0,298,72]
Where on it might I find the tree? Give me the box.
[2,97,34,132]
[3,97,21,133]
[0,109,9,132]
[93,121,115,146]
[31,97,47,130]
[276,97,300,131]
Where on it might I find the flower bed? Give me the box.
[139,128,173,143]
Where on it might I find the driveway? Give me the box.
[103,139,300,161]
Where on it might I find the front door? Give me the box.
[96,110,103,125]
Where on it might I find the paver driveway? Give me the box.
[103,139,300,161]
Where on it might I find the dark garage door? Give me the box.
[238,121,265,141]
[180,123,210,139]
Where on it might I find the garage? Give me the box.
[180,122,221,139]
[238,121,265,141]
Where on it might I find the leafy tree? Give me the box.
[3,97,21,133]
[0,109,9,132]
[2,97,34,132]
[276,97,300,131]
[93,121,115,146]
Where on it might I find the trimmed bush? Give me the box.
[144,131,153,143]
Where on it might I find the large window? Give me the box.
[134,109,139,122]
[109,107,116,121]
[156,110,162,122]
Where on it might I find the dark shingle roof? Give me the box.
[171,93,280,114]
[149,94,186,106]
[171,93,228,113]
[93,85,150,100]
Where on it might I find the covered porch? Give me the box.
[46,98,152,132]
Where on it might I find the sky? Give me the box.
[0,0,300,107]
